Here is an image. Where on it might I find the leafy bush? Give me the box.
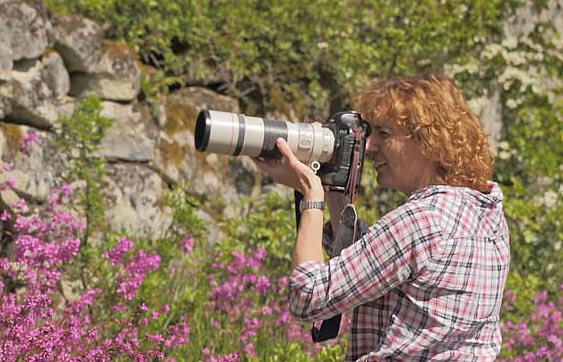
[55,96,112,245]
[447,5,563,289]
[496,96,563,287]
[44,0,518,118]
[218,192,296,277]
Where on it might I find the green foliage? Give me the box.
[136,191,209,356]
[128,188,336,361]
[310,342,348,361]
[356,161,408,225]
[162,182,209,246]
[219,192,296,277]
[443,0,563,291]
[497,96,562,286]
[140,69,184,118]
[55,96,112,245]
[262,343,311,362]
[44,0,518,118]
[501,272,544,323]
[54,96,112,293]
[133,182,209,311]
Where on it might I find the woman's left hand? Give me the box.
[251,138,324,200]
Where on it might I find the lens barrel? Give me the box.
[194,110,335,164]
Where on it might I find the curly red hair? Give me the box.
[355,74,494,192]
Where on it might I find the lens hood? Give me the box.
[195,110,212,151]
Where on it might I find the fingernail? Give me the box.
[276,138,283,145]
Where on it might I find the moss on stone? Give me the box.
[43,48,57,58]
[103,40,137,58]
[159,139,184,168]
[0,123,23,153]
[164,102,198,137]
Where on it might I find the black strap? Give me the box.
[294,190,303,229]
[310,207,358,342]
[293,126,366,343]
[311,314,342,342]
[294,190,343,342]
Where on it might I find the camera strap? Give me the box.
[292,127,366,343]
[311,202,358,342]
[311,128,364,342]
[344,127,363,202]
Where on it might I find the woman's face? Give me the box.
[365,118,437,194]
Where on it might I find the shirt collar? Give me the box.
[408,182,504,205]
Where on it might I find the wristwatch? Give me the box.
[299,200,325,212]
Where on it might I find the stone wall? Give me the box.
[0,0,260,243]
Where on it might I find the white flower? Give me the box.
[458,5,468,17]
[524,230,539,244]
[504,50,528,65]
[537,176,553,187]
[466,63,479,74]
[499,150,512,160]
[506,98,519,109]
[481,43,504,60]
[542,190,560,210]
[502,36,518,49]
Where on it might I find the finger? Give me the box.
[276,138,298,163]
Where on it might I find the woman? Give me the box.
[253,74,510,361]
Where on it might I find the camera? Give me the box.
[194,110,370,192]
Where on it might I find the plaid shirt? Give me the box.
[289,183,510,361]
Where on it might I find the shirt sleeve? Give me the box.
[288,203,440,322]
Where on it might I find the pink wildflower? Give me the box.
[1,209,10,221]
[20,132,39,154]
[145,333,165,344]
[181,236,194,253]
[243,343,256,357]
[101,237,135,265]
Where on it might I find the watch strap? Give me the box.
[299,200,324,212]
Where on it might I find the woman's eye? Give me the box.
[379,130,390,138]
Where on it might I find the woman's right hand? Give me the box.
[251,138,324,201]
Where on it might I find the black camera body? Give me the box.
[317,111,370,192]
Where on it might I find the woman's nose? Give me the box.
[366,135,377,153]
